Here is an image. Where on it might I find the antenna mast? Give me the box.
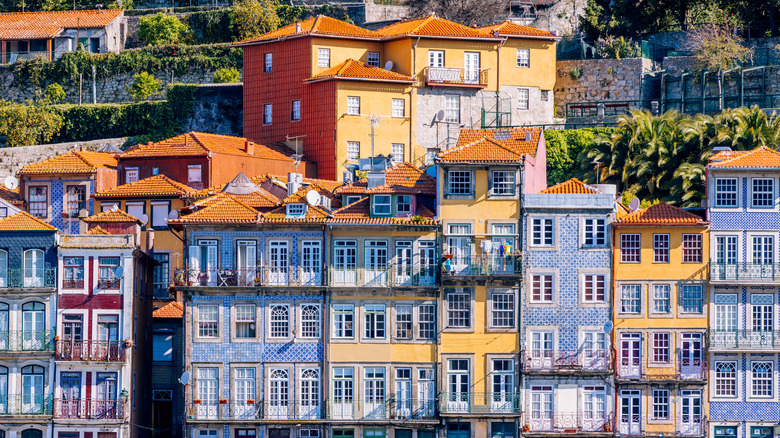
[286,134,306,174]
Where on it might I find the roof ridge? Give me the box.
[0,210,57,231]
[188,132,213,154]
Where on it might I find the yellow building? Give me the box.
[612,202,709,437]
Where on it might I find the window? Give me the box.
[364,304,385,339]
[333,304,354,338]
[715,427,738,438]
[98,257,120,289]
[491,170,515,196]
[491,292,515,328]
[652,389,669,419]
[447,170,472,196]
[151,201,169,228]
[752,427,773,438]
[188,165,202,184]
[264,53,272,72]
[286,203,306,218]
[263,104,272,124]
[752,294,774,332]
[291,100,301,121]
[583,218,606,246]
[345,196,361,206]
[518,88,530,110]
[517,49,529,67]
[152,167,159,175]
[621,234,641,263]
[270,304,290,338]
[23,249,44,288]
[715,294,737,332]
[751,361,773,397]
[752,178,775,207]
[235,304,256,338]
[530,386,553,425]
[0,251,6,287]
[491,422,514,438]
[347,96,360,115]
[391,144,405,163]
[367,51,380,67]
[447,291,471,328]
[318,48,330,67]
[680,284,703,313]
[28,186,47,218]
[752,235,774,264]
[653,234,669,263]
[364,368,385,416]
[652,284,671,313]
[445,95,459,123]
[372,195,391,215]
[531,275,553,303]
[428,50,444,67]
[715,361,736,397]
[541,90,549,101]
[199,430,218,438]
[652,333,670,363]
[127,202,144,221]
[392,99,405,118]
[682,234,703,262]
[584,274,605,302]
[301,304,320,338]
[715,178,738,207]
[347,142,360,161]
[0,207,6,218]
[418,304,435,339]
[65,185,86,217]
[269,369,289,414]
[396,305,412,339]
[21,365,44,414]
[531,218,554,246]
[63,257,84,289]
[198,305,218,338]
[125,168,139,184]
[620,284,641,313]
[152,331,173,361]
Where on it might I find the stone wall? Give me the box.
[179,83,243,136]
[530,0,585,36]
[0,138,127,180]
[554,58,654,114]
[361,1,408,24]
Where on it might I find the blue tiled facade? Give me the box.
[22,178,96,233]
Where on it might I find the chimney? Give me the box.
[524,131,532,142]
[244,140,254,155]
[287,172,302,196]
[145,230,155,255]
[80,145,87,152]
[296,23,302,33]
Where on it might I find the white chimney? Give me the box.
[287,173,302,196]
[525,131,532,142]
[296,23,302,33]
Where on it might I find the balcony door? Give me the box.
[619,333,641,378]
[61,314,83,360]
[233,367,256,420]
[196,368,218,419]
[530,331,554,369]
[21,365,44,414]
[680,333,703,379]
[582,386,606,431]
[332,368,353,419]
[299,368,320,419]
[22,302,44,351]
[491,359,514,413]
[619,390,641,435]
[190,241,217,286]
[417,369,435,418]
[394,368,412,419]
[447,224,471,274]
[235,240,257,286]
[97,315,119,361]
[300,241,321,286]
[23,249,44,288]
[268,369,289,419]
[268,241,289,286]
[333,241,357,285]
[446,359,469,412]
[394,241,412,286]
[530,386,553,431]
[364,241,388,286]
[60,372,81,418]
[464,52,480,84]
[95,372,118,418]
[680,390,702,435]
[418,241,437,285]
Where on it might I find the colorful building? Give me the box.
[520,179,617,436]
[612,202,709,437]
[151,301,185,438]
[706,146,780,438]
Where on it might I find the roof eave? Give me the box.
[304,76,413,84]
[380,34,501,42]
[234,33,380,47]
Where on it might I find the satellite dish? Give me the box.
[629,198,640,212]
[179,371,191,385]
[305,190,321,206]
[139,213,148,225]
[436,110,445,121]
[384,60,393,71]
[3,176,17,190]
[114,265,124,279]
[167,210,179,220]
[603,320,613,333]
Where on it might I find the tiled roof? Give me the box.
[478,20,557,38]
[306,59,413,83]
[336,163,436,195]
[154,301,183,319]
[330,197,437,224]
[0,211,56,231]
[194,191,279,209]
[121,132,295,160]
[83,208,143,224]
[708,146,780,168]
[95,174,195,198]
[616,202,707,225]
[376,15,494,39]
[0,185,22,205]
[540,178,600,194]
[185,173,339,201]
[282,183,337,204]
[170,195,261,224]
[86,225,110,235]
[235,15,380,44]
[438,128,541,163]
[19,150,117,174]
[0,9,123,40]
[262,202,332,223]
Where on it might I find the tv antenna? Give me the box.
[369,114,381,161]
[286,134,307,174]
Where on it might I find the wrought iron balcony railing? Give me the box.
[442,256,521,276]
[329,264,438,288]
[0,330,54,352]
[522,412,614,434]
[178,267,325,288]
[328,398,436,420]
[0,395,52,415]
[188,399,323,421]
[0,267,56,289]
[617,357,707,380]
[153,273,171,299]
[55,340,126,362]
[53,398,126,420]
[617,415,706,437]
[709,329,780,350]
[425,67,489,87]
[711,262,780,282]
[521,350,611,372]
[439,392,521,414]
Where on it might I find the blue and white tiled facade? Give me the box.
[21,178,96,233]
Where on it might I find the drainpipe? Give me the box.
[611,221,619,430]
[412,37,420,163]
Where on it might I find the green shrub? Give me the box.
[127,72,161,100]
[230,0,281,41]
[138,13,192,46]
[45,83,66,103]
[0,99,63,147]
[544,128,617,186]
[213,67,240,83]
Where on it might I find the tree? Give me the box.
[127,72,161,101]
[213,67,241,83]
[406,0,509,26]
[0,97,63,147]
[686,24,753,71]
[230,0,281,42]
[138,13,191,46]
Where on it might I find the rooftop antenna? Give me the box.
[286,134,306,175]
[369,114,381,164]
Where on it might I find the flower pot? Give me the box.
[193,399,201,404]
[247,399,255,404]
[219,399,228,404]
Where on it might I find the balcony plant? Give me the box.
[219,399,228,404]
[193,399,201,404]
[522,425,530,433]
[124,340,133,348]
[247,399,255,404]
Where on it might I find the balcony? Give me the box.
[521,350,611,373]
[709,329,780,350]
[0,51,51,65]
[617,356,707,381]
[710,262,780,283]
[522,413,614,434]
[617,416,706,437]
[442,256,521,276]
[55,340,126,362]
[178,267,324,288]
[153,274,171,299]
[188,399,323,421]
[0,395,52,415]
[0,330,54,352]
[425,67,488,88]
[0,267,56,289]
[439,392,520,415]
[328,398,436,420]
[53,398,126,420]
[330,264,438,288]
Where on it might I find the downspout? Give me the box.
[611,221,619,427]
[411,37,420,164]
[517,155,525,419]
[325,223,333,438]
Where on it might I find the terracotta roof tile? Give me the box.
[95,174,195,198]
[478,20,557,38]
[86,225,110,235]
[708,146,780,168]
[194,191,279,209]
[0,9,122,40]
[0,185,22,205]
[0,211,56,231]
[236,15,380,44]
[616,202,707,225]
[153,301,183,318]
[329,197,437,224]
[83,208,143,224]
[540,178,600,194]
[376,15,494,39]
[185,173,339,201]
[438,128,541,163]
[336,163,436,195]
[170,195,260,224]
[121,132,295,161]
[261,202,332,223]
[306,59,413,83]
[20,150,117,174]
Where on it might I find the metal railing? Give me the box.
[0,395,52,415]
[0,267,56,289]
[710,262,780,282]
[709,329,780,349]
[439,392,521,414]
[425,67,489,87]
[565,100,641,118]
[617,356,707,380]
[188,399,324,421]
[442,256,521,276]
[55,340,126,362]
[521,350,611,372]
[178,267,325,287]
[53,398,126,420]
[522,412,614,433]
[617,415,706,436]
[0,51,51,65]
[153,274,171,299]
[329,264,438,287]
[0,330,54,352]
[328,398,436,420]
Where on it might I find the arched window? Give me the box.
[21,429,42,438]
[21,365,44,414]
[21,302,44,351]
[22,249,44,288]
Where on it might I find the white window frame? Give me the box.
[392,99,405,118]
[318,48,330,68]
[531,274,554,303]
[517,49,530,68]
[653,234,670,263]
[332,304,355,339]
[263,103,272,124]
[714,177,738,208]
[264,53,272,72]
[620,284,642,314]
[300,304,321,338]
[445,95,460,123]
[749,361,774,398]
[714,360,737,398]
[651,284,671,314]
[751,177,775,209]
[682,234,703,263]
[680,284,703,314]
[428,50,444,67]
[269,304,290,339]
[363,304,386,340]
[347,96,360,115]
[372,195,391,216]
[197,304,219,339]
[286,203,307,219]
[291,100,301,121]
[518,88,530,110]
[651,389,670,419]
[188,165,202,184]
[583,218,606,246]
[125,167,139,184]
[621,234,641,263]
[583,274,606,303]
[367,51,380,67]
[490,291,515,329]
[346,142,360,161]
[391,143,405,163]
[446,290,472,329]
[530,218,554,247]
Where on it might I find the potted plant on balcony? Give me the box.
[522,425,530,433]
[193,399,201,404]
[247,399,255,405]
[124,340,133,348]
[219,399,228,404]
[603,424,611,432]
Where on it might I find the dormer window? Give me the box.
[286,203,307,218]
[397,195,412,215]
[345,196,361,206]
[372,195,391,216]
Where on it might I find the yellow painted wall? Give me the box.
[412,39,500,91]
[310,37,384,75]
[499,38,557,90]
